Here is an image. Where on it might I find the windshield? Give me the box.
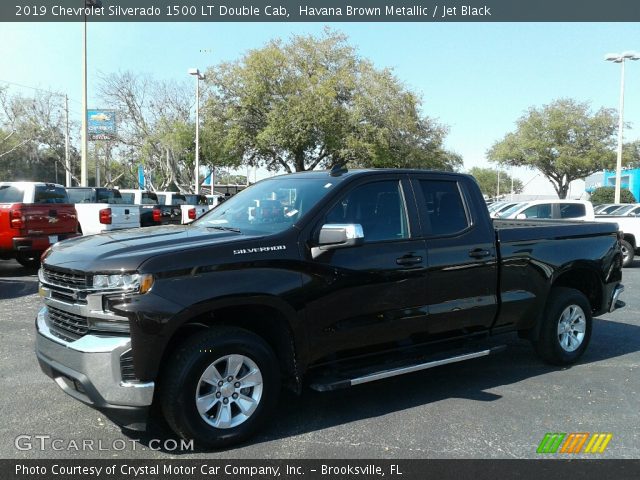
[499,202,529,218]
[193,176,337,235]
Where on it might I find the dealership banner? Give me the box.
[3,0,640,22]
[3,459,640,480]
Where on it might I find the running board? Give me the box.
[309,345,505,392]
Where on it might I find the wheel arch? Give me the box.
[157,297,305,394]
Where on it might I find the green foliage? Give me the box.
[487,99,618,199]
[589,186,636,205]
[469,167,523,197]
[202,29,460,173]
[623,140,640,168]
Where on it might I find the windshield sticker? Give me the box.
[233,245,287,255]
[324,183,333,188]
[285,209,299,217]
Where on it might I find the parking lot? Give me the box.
[1,258,639,459]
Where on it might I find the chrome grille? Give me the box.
[42,267,88,290]
[48,306,89,341]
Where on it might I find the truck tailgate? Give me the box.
[110,205,140,229]
[15,203,78,235]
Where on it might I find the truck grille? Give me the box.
[42,266,88,290]
[48,306,89,341]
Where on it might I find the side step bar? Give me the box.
[310,345,505,392]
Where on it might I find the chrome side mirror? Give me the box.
[312,223,364,258]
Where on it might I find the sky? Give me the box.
[1,21,639,195]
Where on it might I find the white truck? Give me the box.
[155,192,203,224]
[66,187,140,235]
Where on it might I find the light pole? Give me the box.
[81,0,103,187]
[605,51,639,203]
[189,68,205,194]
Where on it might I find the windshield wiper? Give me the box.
[206,225,241,233]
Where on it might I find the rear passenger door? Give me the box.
[411,175,498,336]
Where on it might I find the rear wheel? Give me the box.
[533,287,592,365]
[16,252,40,269]
[160,327,280,448]
[620,240,634,268]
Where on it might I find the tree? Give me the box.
[623,140,640,168]
[487,99,618,199]
[589,186,636,205]
[96,71,197,191]
[469,166,523,198]
[202,29,460,173]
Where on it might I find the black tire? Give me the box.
[160,327,280,449]
[533,287,592,366]
[16,252,40,269]
[620,240,634,268]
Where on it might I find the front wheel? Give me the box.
[160,327,280,449]
[620,240,634,268]
[533,287,592,365]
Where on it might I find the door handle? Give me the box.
[396,255,423,266]
[469,248,491,259]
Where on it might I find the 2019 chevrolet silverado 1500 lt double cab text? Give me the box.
[35,169,625,448]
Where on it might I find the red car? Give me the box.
[0,182,79,268]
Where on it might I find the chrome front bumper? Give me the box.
[35,307,154,409]
[609,284,625,313]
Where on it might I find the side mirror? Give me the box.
[516,213,527,220]
[312,223,364,258]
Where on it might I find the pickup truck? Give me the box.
[36,169,624,448]
[118,189,182,227]
[183,194,209,220]
[66,187,141,235]
[0,182,78,268]
[155,192,198,225]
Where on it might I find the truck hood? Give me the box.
[43,224,257,272]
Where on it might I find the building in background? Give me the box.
[602,168,640,200]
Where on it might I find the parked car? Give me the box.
[593,203,618,214]
[0,182,78,268]
[490,201,523,218]
[66,187,141,235]
[605,204,640,217]
[499,200,595,221]
[119,189,182,227]
[183,194,209,220]
[36,168,624,448]
[155,192,198,224]
[594,214,640,267]
[595,204,625,216]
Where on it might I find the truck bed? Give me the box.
[494,218,619,242]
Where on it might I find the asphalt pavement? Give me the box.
[1,258,638,459]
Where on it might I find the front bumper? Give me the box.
[35,307,154,430]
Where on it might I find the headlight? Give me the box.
[92,273,154,293]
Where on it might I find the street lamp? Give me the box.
[189,68,205,194]
[605,50,639,203]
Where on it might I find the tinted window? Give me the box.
[96,189,124,204]
[0,185,24,203]
[67,188,93,203]
[419,180,469,235]
[184,194,208,205]
[34,186,68,204]
[172,194,187,206]
[156,194,166,205]
[560,203,586,219]
[141,192,158,205]
[521,204,552,219]
[119,193,135,203]
[325,181,408,242]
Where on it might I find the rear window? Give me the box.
[96,189,125,204]
[0,185,23,203]
[67,188,93,203]
[141,192,158,205]
[172,194,187,206]
[34,185,68,204]
[119,193,135,203]
[184,194,208,205]
[560,203,586,219]
[521,204,552,219]
[156,194,166,204]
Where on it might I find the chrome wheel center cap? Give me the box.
[220,383,234,397]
